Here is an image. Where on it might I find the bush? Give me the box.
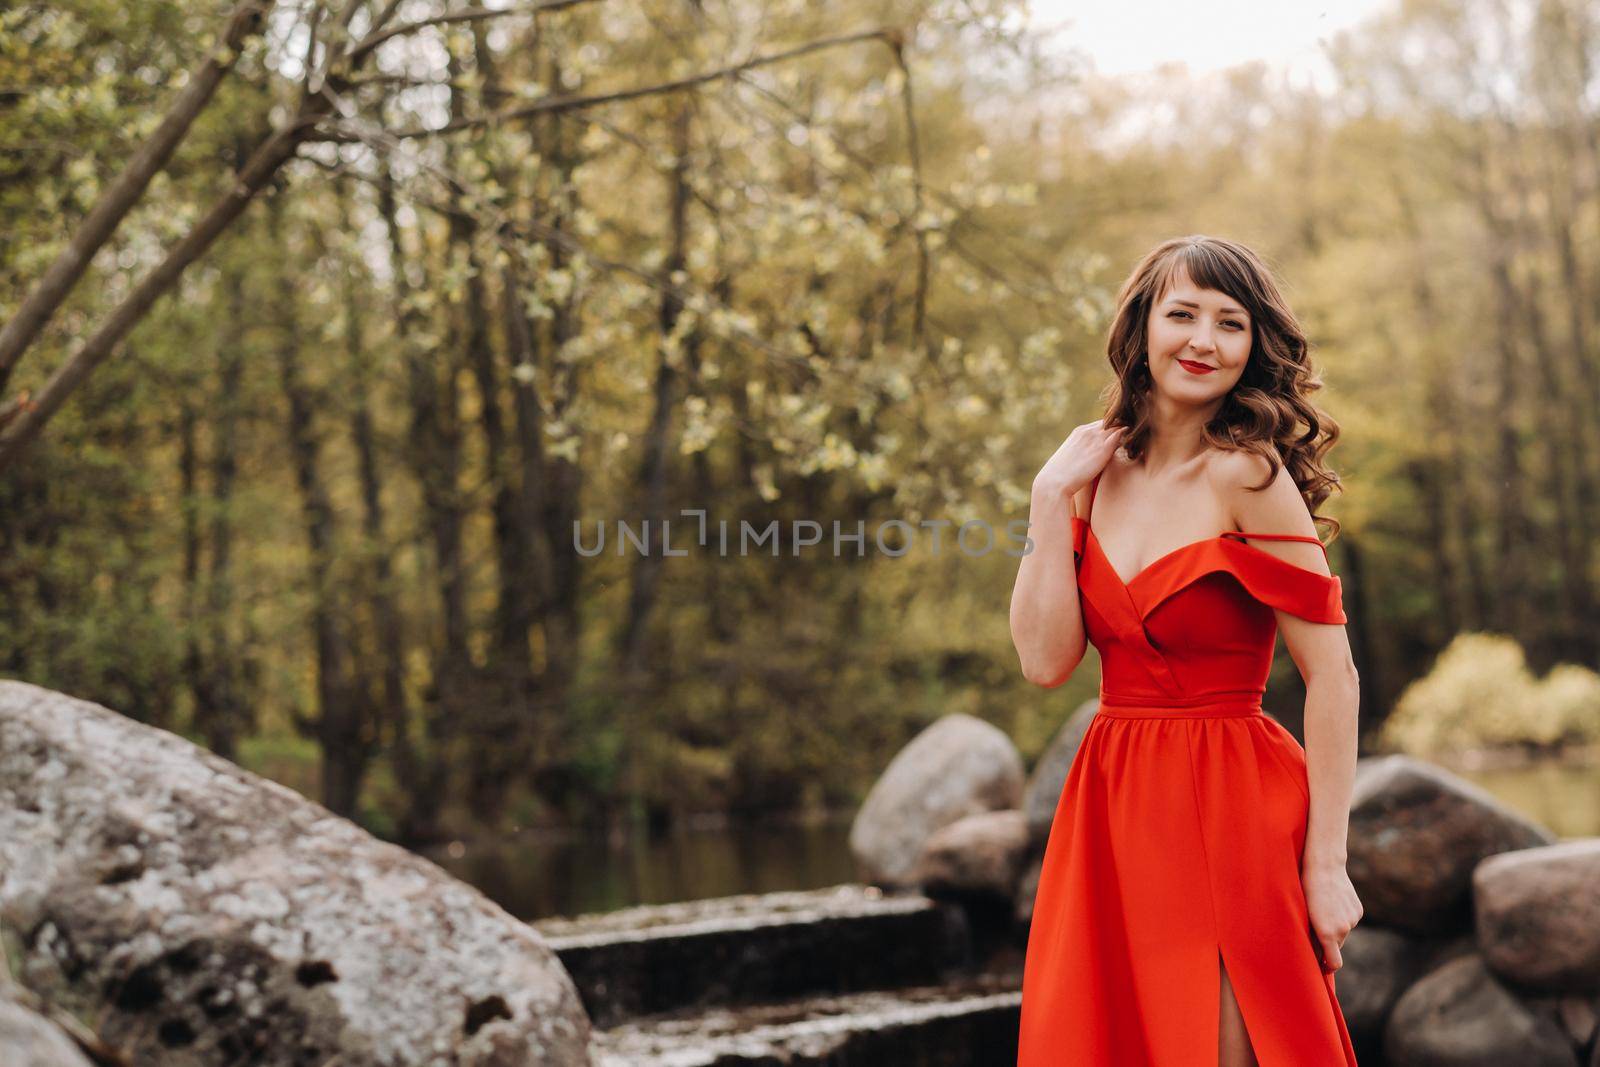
[1380,632,1600,755]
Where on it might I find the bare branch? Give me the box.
[363,0,406,37]
[349,0,603,62]
[320,26,895,141]
[332,0,366,31]
[0,0,273,395]
[0,108,327,471]
[890,31,930,349]
[0,390,32,434]
[302,1,324,95]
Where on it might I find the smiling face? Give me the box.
[1144,265,1254,404]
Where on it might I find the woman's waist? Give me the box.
[1095,689,1265,719]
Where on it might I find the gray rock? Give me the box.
[0,680,591,1066]
[1523,992,1600,1051]
[910,811,1030,902]
[1335,925,1429,1050]
[1416,931,1483,977]
[1014,853,1043,928]
[1384,953,1577,1067]
[1347,755,1555,936]
[1561,996,1599,1048]
[1476,838,1600,994]
[849,714,1024,887]
[1021,699,1098,847]
[0,981,94,1067]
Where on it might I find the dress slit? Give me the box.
[1219,945,1266,1067]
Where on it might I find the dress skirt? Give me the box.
[1016,694,1359,1066]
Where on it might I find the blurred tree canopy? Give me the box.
[2,0,1597,841]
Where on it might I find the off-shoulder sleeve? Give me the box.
[1220,540,1347,624]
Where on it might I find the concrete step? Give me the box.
[532,884,975,1027]
[590,969,1023,1066]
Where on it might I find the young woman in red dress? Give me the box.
[1009,235,1363,1066]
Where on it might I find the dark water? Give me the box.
[427,814,858,921]
[427,763,1600,922]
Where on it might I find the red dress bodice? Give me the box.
[1071,471,1347,706]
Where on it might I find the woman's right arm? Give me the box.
[1009,421,1123,687]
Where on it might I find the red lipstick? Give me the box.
[1177,359,1216,374]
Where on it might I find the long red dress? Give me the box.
[1017,471,1359,1066]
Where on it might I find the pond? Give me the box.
[427,755,1600,922]
[428,815,858,921]
[1453,758,1600,840]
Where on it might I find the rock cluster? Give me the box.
[847,713,1025,889]
[1335,755,1600,1064]
[0,680,593,1066]
[852,705,1600,1066]
[848,704,1093,918]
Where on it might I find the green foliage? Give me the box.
[1380,633,1600,755]
[237,732,322,799]
[6,0,1600,843]
[0,406,185,725]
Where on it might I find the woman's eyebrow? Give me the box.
[1166,298,1249,316]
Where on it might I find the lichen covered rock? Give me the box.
[0,980,94,1067]
[0,680,591,1066]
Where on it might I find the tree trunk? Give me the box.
[335,182,412,805]
[1386,168,1482,632]
[614,103,693,824]
[196,271,251,758]
[269,200,366,818]
[380,164,463,842]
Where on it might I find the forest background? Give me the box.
[3,0,1596,845]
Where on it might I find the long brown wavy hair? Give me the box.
[1101,234,1343,541]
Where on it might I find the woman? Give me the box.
[1010,235,1363,1067]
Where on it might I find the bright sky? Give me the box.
[1028,0,1392,81]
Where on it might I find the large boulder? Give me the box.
[1021,699,1098,847]
[1384,953,1577,1067]
[0,680,591,1066]
[1475,838,1600,994]
[1347,756,1555,936]
[0,980,94,1067]
[910,810,1030,903]
[849,714,1024,887]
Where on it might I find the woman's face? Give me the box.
[1144,266,1253,403]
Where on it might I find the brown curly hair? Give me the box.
[1100,234,1343,541]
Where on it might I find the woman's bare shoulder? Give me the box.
[1205,447,1318,537]
[1204,446,1282,494]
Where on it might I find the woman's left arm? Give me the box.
[1288,633,1363,973]
[1222,453,1364,973]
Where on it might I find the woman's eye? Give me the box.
[1169,310,1245,330]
